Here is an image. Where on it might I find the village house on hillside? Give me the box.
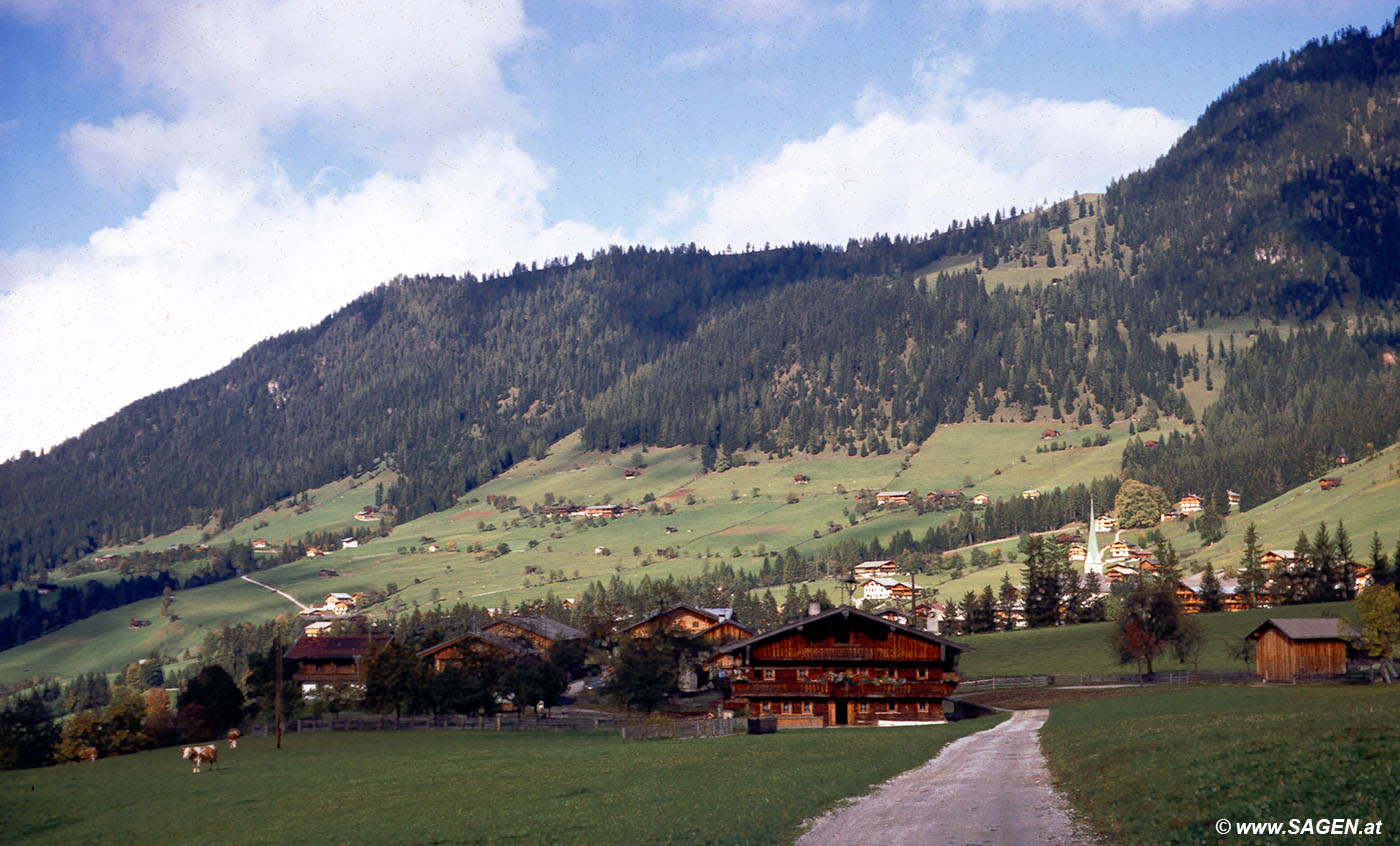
[1246,618,1358,682]
[861,577,914,602]
[712,606,969,727]
[875,490,911,506]
[853,559,898,578]
[481,616,584,655]
[284,633,391,690]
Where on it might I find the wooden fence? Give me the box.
[619,717,737,741]
[248,713,639,735]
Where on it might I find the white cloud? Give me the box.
[679,60,1187,249]
[0,0,616,459]
[55,0,532,185]
[0,132,615,460]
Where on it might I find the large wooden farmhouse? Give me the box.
[712,606,969,728]
[1246,618,1357,681]
[284,633,391,690]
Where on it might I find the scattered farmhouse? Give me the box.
[1021,489,1041,500]
[875,490,911,506]
[861,577,914,602]
[341,537,360,549]
[971,493,990,506]
[1176,494,1203,514]
[713,606,969,727]
[617,604,753,691]
[853,560,898,578]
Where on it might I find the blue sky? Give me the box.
[0,0,1395,460]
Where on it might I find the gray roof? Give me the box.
[417,631,530,659]
[487,616,585,642]
[1248,618,1359,642]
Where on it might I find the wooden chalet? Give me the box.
[618,604,753,691]
[713,606,969,728]
[1176,494,1203,513]
[793,474,811,484]
[618,603,748,642]
[481,616,584,655]
[1261,549,1298,570]
[1094,514,1117,532]
[853,559,898,578]
[1246,618,1357,682]
[875,490,911,506]
[971,493,991,506]
[1021,489,1041,500]
[1320,477,1342,491]
[284,633,391,689]
[417,631,529,673]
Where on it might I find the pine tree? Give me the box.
[1201,563,1222,612]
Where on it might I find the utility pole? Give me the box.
[274,630,283,750]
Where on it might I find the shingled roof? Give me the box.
[417,631,530,660]
[1246,618,1359,642]
[485,616,584,643]
[284,633,391,660]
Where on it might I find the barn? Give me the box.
[1245,618,1357,682]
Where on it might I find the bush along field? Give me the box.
[1041,685,1400,846]
[0,717,1003,846]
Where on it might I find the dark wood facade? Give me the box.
[712,606,967,727]
[481,616,584,655]
[417,632,528,673]
[285,634,391,688]
[1246,618,1355,681]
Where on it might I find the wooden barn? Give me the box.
[1245,618,1357,682]
[417,631,529,673]
[482,616,585,655]
[618,604,753,692]
[284,633,392,690]
[712,606,969,728]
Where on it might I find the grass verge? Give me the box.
[1041,685,1400,845]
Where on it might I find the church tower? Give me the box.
[1083,498,1104,575]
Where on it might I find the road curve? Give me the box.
[796,709,1092,846]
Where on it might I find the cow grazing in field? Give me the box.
[181,744,218,773]
[78,746,98,763]
[227,728,241,749]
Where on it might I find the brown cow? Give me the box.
[181,744,218,773]
[227,728,241,749]
[78,746,98,763]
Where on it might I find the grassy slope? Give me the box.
[1042,685,1400,846]
[1193,444,1400,572]
[0,422,1139,684]
[958,601,1359,678]
[4,426,1397,687]
[0,717,1003,846]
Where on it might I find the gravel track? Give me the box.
[796,710,1094,846]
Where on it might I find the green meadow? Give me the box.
[0,718,1002,845]
[958,601,1359,678]
[1043,685,1400,846]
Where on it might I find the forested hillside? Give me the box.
[5,16,1400,586]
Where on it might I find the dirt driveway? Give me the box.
[796,710,1093,846]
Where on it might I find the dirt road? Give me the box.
[796,710,1092,846]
